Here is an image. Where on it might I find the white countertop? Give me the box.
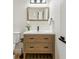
[23,30,54,34]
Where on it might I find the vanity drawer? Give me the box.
[38,35,54,43]
[24,34,55,43]
[24,37,36,43]
[24,35,38,42]
[24,42,54,48]
[24,47,54,53]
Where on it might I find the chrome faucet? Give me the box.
[37,26,39,31]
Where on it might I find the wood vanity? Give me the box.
[23,34,55,59]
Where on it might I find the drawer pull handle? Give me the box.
[44,46,48,48]
[44,38,48,39]
[30,38,34,39]
[30,46,34,48]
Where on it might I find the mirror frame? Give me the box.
[27,7,49,21]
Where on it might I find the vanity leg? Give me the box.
[23,53,25,59]
[53,54,55,59]
[52,52,55,59]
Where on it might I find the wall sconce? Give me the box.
[30,0,46,4]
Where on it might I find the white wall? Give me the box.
[60,0,66,38]
[13,0,26,34]
[59,0,66,59]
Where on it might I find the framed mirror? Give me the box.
[27,7,49,21]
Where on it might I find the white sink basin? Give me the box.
[23,30,54,34]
